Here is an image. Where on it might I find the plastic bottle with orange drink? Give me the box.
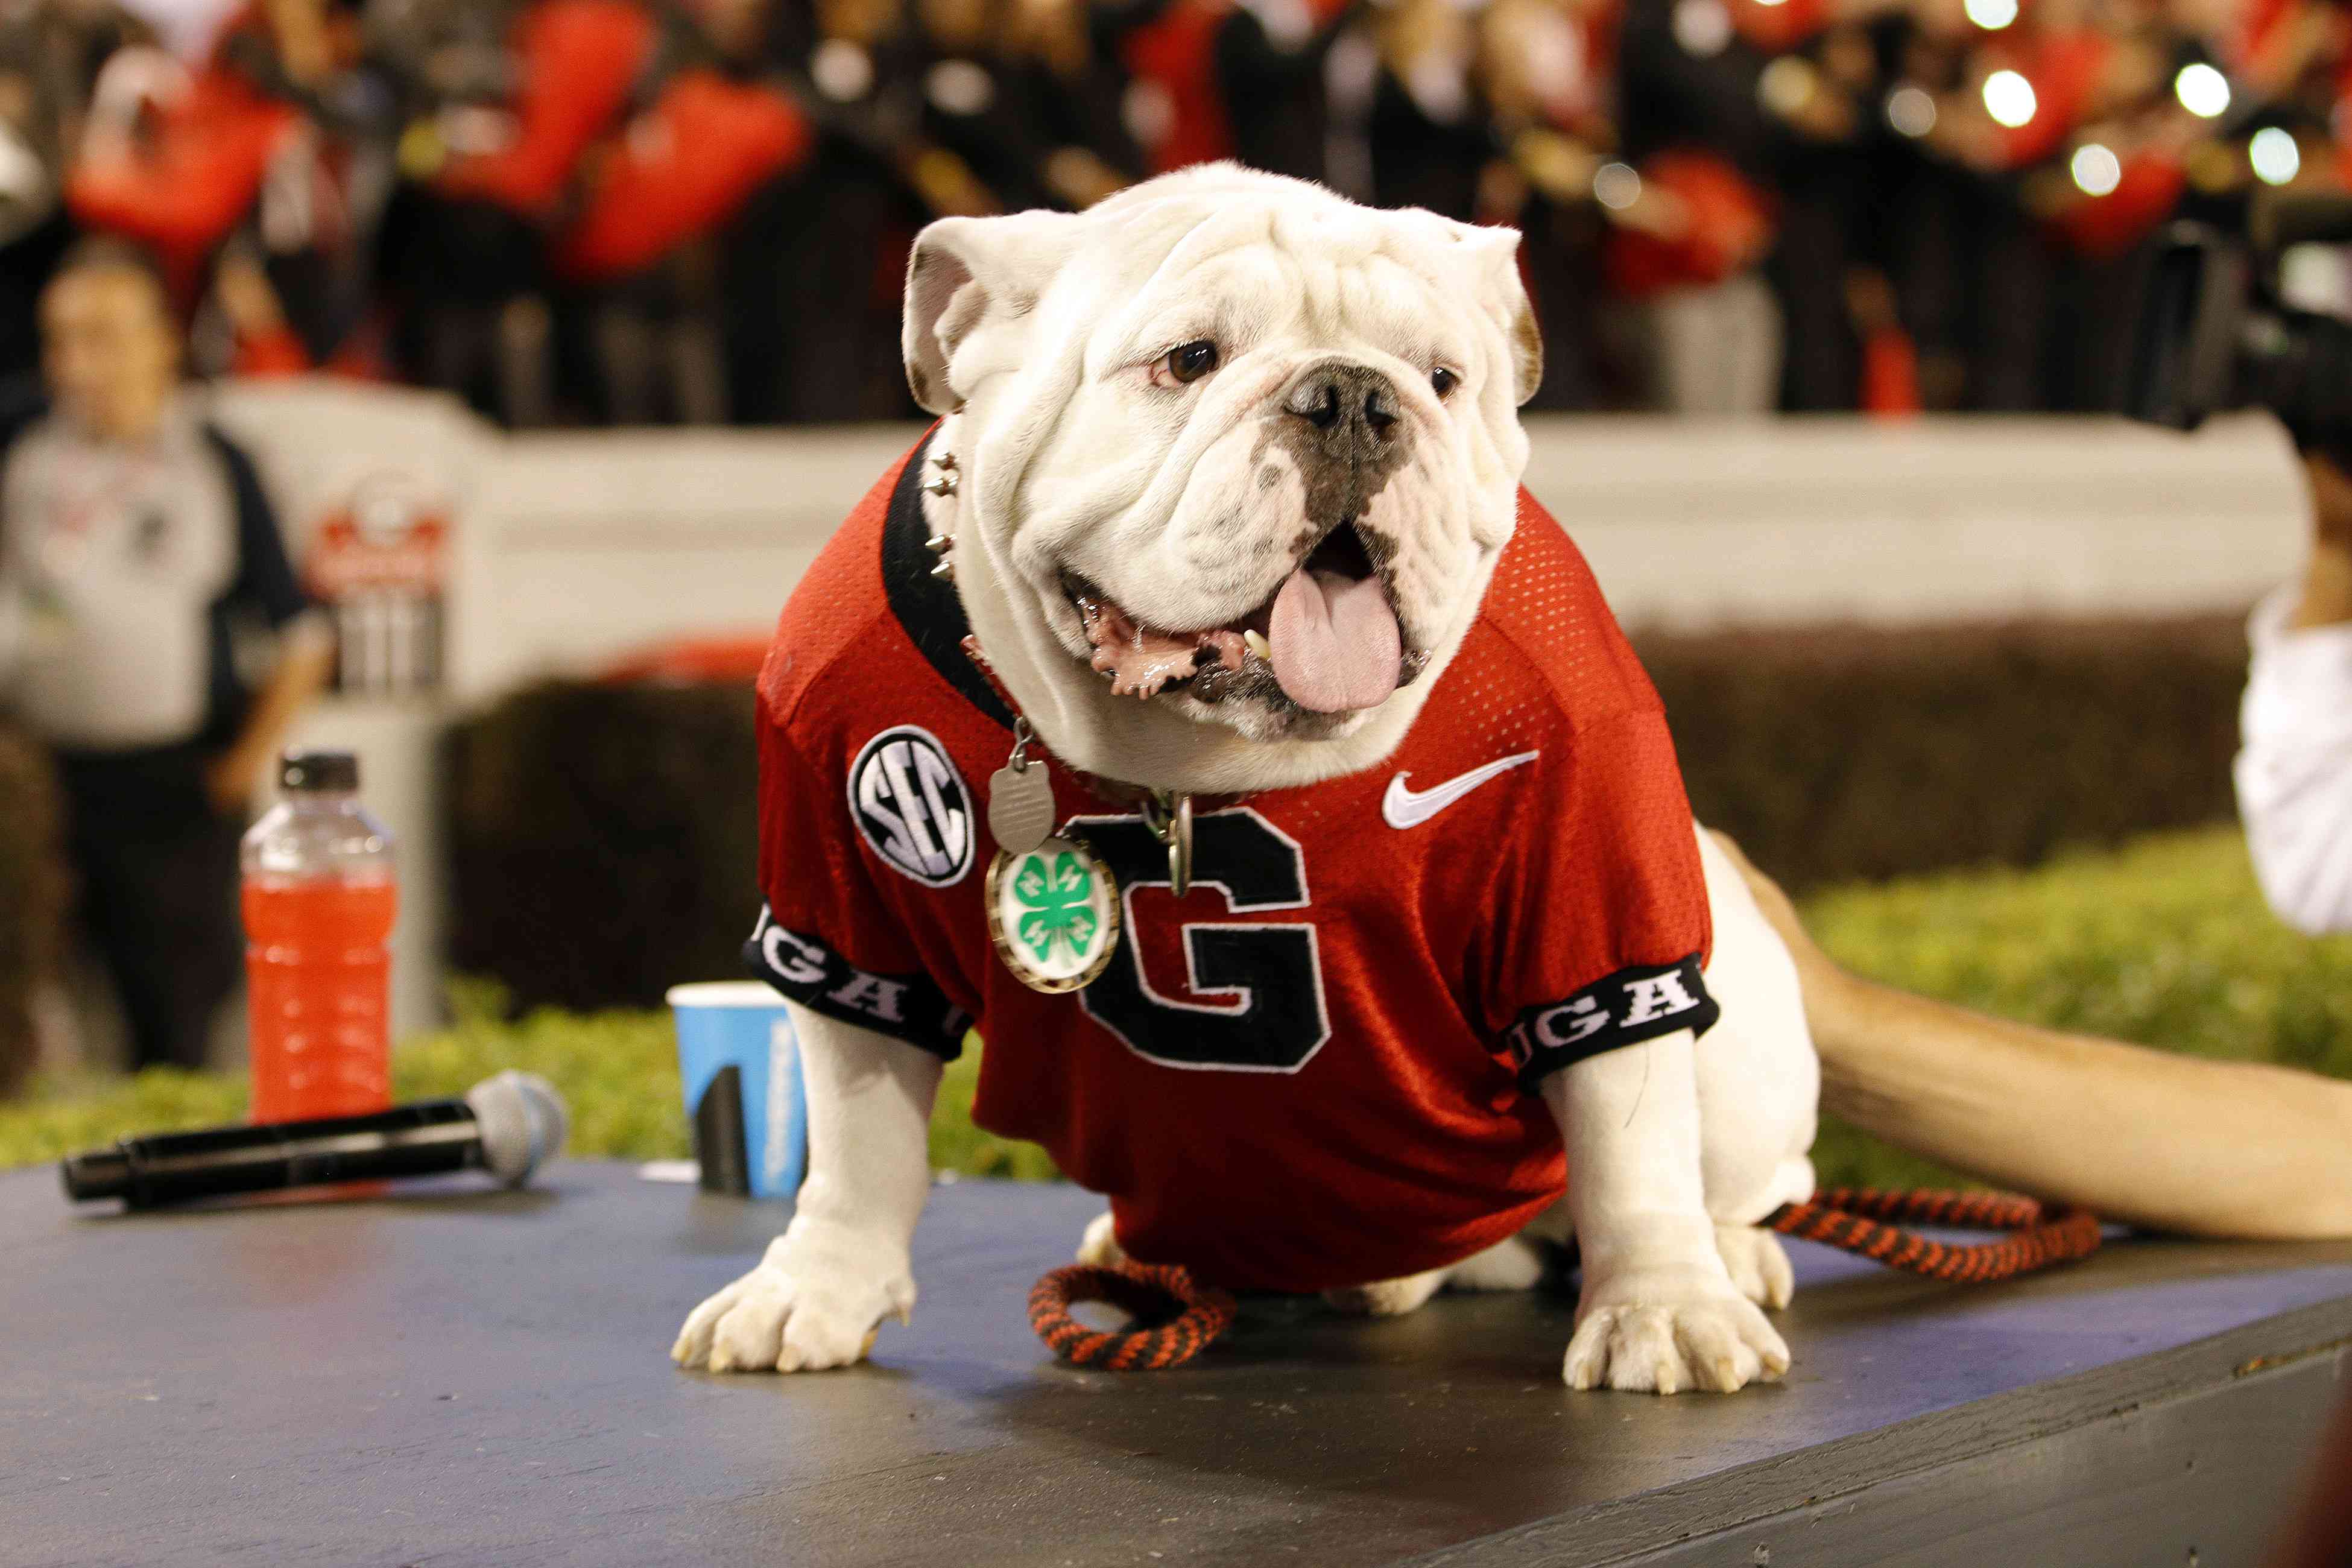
[241,750,397,1125]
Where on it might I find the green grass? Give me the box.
[7,826,2347,1192]
[0,978,1054,1180]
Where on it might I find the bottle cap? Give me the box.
[280,750,359,794]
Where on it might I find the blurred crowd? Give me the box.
[1,0,2348,422]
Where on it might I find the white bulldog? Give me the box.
[672,165,1819,1394]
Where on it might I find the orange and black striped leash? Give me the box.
[1028,1261,1238,1370]
[1028,1187,2104,1370]
[1762,1186,2104,1283]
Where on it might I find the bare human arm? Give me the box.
[201,426,331,815]
[2286,452,2352,632]
[206,621,332,814]
[1710,831,2352,1241]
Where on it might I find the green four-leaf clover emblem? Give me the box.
[1013,849,1099,963]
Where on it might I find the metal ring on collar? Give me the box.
[1141,791,1193,897]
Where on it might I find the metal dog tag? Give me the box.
[987,718,1054,858]
[987,761,1055,858]
[986,835,1121,993]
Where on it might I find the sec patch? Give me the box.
[848,724,975,887]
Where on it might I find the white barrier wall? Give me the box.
[208,379,488,569]
[191,382,2313,1037]
[446,411,2307,695]
[1521,414,2306,630]
[209,387,2311,700]
[452,428,871,700]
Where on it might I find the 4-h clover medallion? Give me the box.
[985,834,1121,993]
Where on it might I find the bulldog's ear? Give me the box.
[1440,221,1543,406]
[1481,228,1544,407]
[1506,285,1544,408]
[902,212,1078,416]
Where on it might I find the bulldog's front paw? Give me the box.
[1563,1265,1791,1395]
[671,1217,915,1374]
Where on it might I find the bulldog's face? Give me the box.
[904,167,1539,757]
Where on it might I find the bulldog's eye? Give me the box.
[1161,340,1221,385]
[1430,367,1460,400]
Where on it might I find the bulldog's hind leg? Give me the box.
[1713,1222,1796,1310]
[1324,1269,1449,1316]
[1075,1210,1127,1268]
[1443,1233,1549,1292]
[1692,826,1819,1313]
[1076,1210,1542,1318]
[1324,1229,1551,1315]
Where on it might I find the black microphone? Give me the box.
[60,1071,569,1210]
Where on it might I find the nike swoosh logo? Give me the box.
[1382,750,1540,829]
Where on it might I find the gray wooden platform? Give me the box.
[6,1160,2350,1567]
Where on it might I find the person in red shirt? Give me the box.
[69,0,400,382]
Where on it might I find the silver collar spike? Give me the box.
[925,449,959,578]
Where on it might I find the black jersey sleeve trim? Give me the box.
[1504,955,1721,1091]
[880,425,1016,732]
[744,904,969,1061]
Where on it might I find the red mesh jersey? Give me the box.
[750,433,1717,1292]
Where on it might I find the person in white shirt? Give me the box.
[0,239,331,1070]
[2236,450,2352,937]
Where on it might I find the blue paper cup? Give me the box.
[667,981,807,1200]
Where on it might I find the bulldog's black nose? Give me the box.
[1282,362,1401,458]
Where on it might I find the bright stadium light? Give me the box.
[1965,0,2018,28]
[1759,57,1816,117]
[2251,126,2301,186]
[2070,142,2122,196]
[1593,162,1642,210]
[2173,62,2230,119]
[1886,84,1937,138]
[1671,0,1732,56]
[1982,69,2037,128]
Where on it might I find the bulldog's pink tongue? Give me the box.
[1268,566,1402,713]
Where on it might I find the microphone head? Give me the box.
[463,1071,570,1187]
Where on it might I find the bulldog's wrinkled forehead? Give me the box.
[1079,191,1486,370]
[900,162,1539,421]
[1099,184,1412,264]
